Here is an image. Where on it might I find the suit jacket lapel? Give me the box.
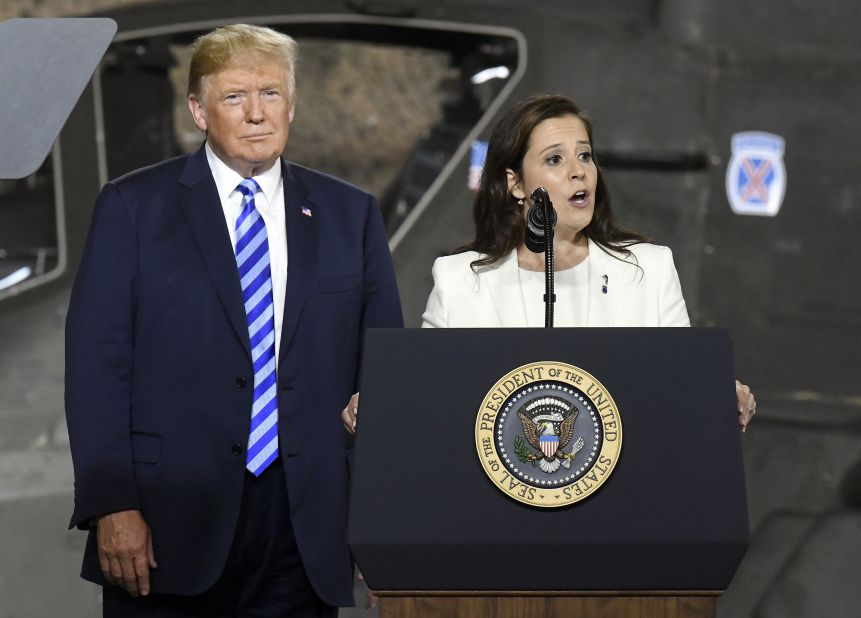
[177,146,251,359]
[483,250,526,327]
[278,160,317,367]
[587,238,627,327]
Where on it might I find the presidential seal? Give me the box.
[475,361,622,508]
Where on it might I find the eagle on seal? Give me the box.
[517,397,584,473]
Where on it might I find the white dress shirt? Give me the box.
[519,258,590,327]
[205,142,288,362]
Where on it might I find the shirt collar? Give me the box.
[204,141,283,204]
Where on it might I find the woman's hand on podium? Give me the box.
[736,380,757,432]
[356,569,379,609]
[341,392,359,434]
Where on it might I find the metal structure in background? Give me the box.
[0,18,116,297]
[3,0,858,403]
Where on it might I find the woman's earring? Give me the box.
[517,198,524,205]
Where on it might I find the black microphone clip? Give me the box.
[524,187,557,254]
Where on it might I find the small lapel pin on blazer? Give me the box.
[602,274,609,294]
[301,206,312,217]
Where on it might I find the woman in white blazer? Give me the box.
[342,95,755,435]
[419,94,756,430]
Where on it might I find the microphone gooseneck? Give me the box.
[525,187,556,327]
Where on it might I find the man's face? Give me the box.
[188,58,294,177]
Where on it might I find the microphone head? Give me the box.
[530,187,550,205]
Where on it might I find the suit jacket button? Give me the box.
[235,377,247,388]
[231,443,243,455]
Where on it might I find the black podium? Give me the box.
[347,328,749,618]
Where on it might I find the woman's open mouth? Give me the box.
[569,190,590,207]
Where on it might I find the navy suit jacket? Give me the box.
[64,146,403,606]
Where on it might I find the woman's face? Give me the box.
[507,114,598,242]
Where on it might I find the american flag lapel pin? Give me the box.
[301,206,312,218]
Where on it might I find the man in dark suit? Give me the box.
[65,23,402,616]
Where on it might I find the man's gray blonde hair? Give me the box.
[188,24,298,103]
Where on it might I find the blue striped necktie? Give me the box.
[234,178,279,476]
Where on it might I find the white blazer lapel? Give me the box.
[586,239,628,327]
[481,251,526,327]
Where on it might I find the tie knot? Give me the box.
[236,178,261,198]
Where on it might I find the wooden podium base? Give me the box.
[375,591,718,618]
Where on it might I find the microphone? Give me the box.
[524,187,556,253]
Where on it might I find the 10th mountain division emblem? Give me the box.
[475,361,622,508]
